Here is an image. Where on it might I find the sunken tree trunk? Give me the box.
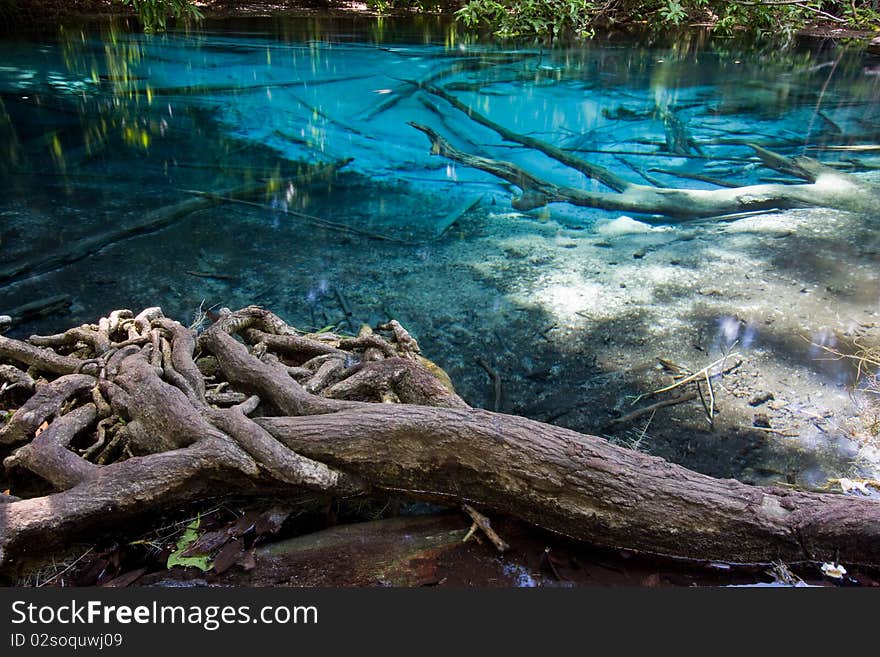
[1,305,879,574]
[406,81,880,220]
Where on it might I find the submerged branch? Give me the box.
[408,121,879,220]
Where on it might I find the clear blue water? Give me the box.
[2,18,880,485]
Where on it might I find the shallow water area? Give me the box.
[2,17,880,490]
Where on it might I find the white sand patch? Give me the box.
[595,215,671,237]
[510,270,625,321]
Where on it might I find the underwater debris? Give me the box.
[820,562,847,580]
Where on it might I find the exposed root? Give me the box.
[1,305,880,575]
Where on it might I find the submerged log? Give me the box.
[410,122,880,220]
[407,84,880,221]
[0,305,879,576]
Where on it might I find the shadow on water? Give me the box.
[2,16,880,488]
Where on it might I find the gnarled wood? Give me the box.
[1,306,879,576]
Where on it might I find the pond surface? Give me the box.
[2,17,880,487]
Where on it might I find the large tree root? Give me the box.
[1,305,879,575]
[405,82,880,220]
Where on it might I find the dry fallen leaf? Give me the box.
[821,562,847,579]
[838,478,870,496]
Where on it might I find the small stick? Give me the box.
[475,357,502,412]
[462,504,509,553]
[704,369,716,423]
[433,194,484,240]
[185,270,236,281]
[5,295,72,323]
[615,155,667,187]
[752,427,799,437]
[812,145,880,152]
[37,547,94,587]
[541,547,565,581]
[635,409,656,446]
[608,391,698,426]
[539,323,558,341]
[652,353,741,395]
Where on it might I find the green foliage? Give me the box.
[0,0,20,21]
[659,0,688,25]
[166,517,212,571]
[842,1,880,27]
[454,0,880,38]
[456,0,597,37]
[364,0,445,14]
[118,0,203,32]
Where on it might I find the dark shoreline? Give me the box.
[1,2,876,49]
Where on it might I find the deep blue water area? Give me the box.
[2,17,880,485]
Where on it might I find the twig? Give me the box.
[191,193,420,245]
[462,504,509,553]
[185,271,236,281]
[541,547,565,581]
[652,353,741,395]
[147,74,371,97]
[615,155,667,187]
[5,295,72,323]
[334,288,354,332]
[0,160,351,287]
[649,168,739,188]
[37,547,94,587]
[817,145,880,152]
[475,357,503,412]
[608,391,698,427]
[752,426,799,437]
[695,381,709,422]
[803,50,844,152]
[633,408,656,450]
[705,369,716,423]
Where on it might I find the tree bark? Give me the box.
[1,305,878,576]
[259,406,880,566]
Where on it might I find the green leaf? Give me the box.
[166,517,213,571]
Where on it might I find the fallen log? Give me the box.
[1,305,878,577]
[406,85,880,221]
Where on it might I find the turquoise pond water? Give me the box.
[2,18,880,485]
